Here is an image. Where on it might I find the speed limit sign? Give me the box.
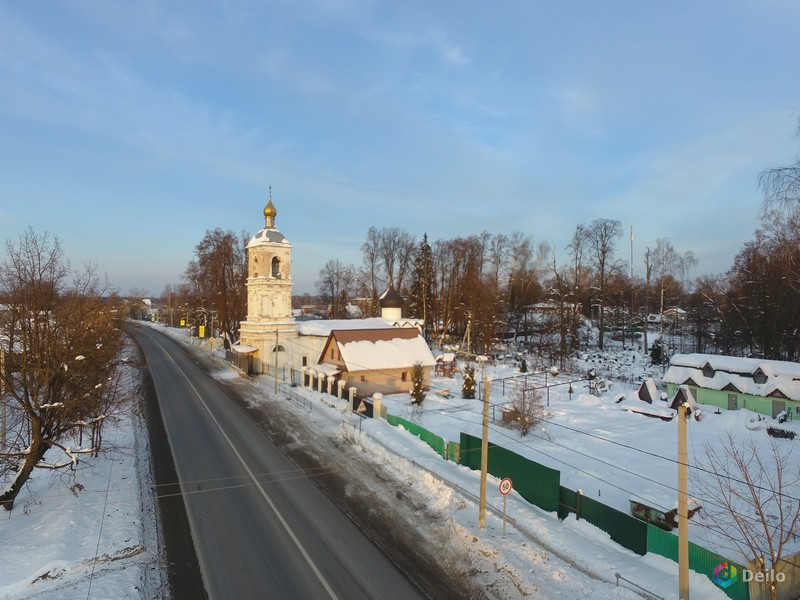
[499,478,513,496]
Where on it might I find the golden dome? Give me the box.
[263,192,277,227]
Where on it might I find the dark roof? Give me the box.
[330,328,418,344]
[378,286,404,308]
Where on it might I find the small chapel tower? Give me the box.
[238,190,299,374]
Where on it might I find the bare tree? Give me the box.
[694,432,800,600]
[360,226,382,316]
[509,386,544,437]
[377,227,416,290]
[547,245,572,369]
[316,259,355,319]
[184,228,248,346]
[587,218,622,350]
[0,228,125,510]
[759,116,800,222]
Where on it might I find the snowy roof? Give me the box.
[323,328,436,372]
[310,363,341,376]
[246,227,291,248]
[664,353,800,401]
[298,317,395,337]
[230,344,257,354]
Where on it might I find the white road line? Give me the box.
[146,330,340,600]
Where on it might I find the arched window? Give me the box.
[272,344,285,353]
[272,257,281,278]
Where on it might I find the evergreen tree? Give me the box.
[462,364,476,399]
[520,357,528,373]
[410,362,426,405]
[650,342,663,365]
[407,233,435,340]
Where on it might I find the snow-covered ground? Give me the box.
[161,324,742,599]
[5,322,795,599]
[0,343,165,599]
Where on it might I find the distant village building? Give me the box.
[663,353,800,419]
[235,192,432,395]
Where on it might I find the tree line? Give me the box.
[156,121,800,363]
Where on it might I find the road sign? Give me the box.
[499,478,513,537]
[356,400,367,414]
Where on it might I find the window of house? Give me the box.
[753,369,767,384]
[360,375,366,382]
[401,371,407,382]
[330,348,335,359]
[702,363,715,378]
[302,356,307,367]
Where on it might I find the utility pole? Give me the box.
[479,375,490,528]
[1,347,5,450]
[630,227,635,351]
[274,329,279,396]
[678,401,690,600]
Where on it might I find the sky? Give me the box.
[1,1,799,297]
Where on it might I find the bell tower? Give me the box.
[238,190,299,373]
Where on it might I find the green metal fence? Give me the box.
[386,414,447,458]
[386,420,748,598]
[459,433,560,513]
[647,525,750,600]
[447,440,460,463]
[558,486,578,520]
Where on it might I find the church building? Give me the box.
[236,193,433,394]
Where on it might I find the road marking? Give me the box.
[144,330,340,600]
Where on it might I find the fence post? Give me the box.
[372,393,383,419]
[327,376,335,395]
[348,387,356,406]
[577,489,582,520]
[317,372,324,392]
[337,380,345,400]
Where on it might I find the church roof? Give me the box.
[247,227,289,248]
[247,190,291,248]
[298,317,394,337]
[379,286,404,309]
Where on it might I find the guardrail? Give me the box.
[278,383,313,413]
[614,572,663,600]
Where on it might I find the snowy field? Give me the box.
[0,343,165,599]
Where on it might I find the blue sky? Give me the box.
[1,1,799,296]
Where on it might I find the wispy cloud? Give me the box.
[552,85,605,136]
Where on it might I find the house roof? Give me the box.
[298,317,395,337]
[664,353,800,401]
[321,328,435,372]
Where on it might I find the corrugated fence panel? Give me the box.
[647,525,749,600]
[458,433,560,513]
[576,494,648,556]
[386,414,446,458]
[447,441,460,463]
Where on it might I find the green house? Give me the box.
[664,353,800,419]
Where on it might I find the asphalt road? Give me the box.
[130,326,425,600]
